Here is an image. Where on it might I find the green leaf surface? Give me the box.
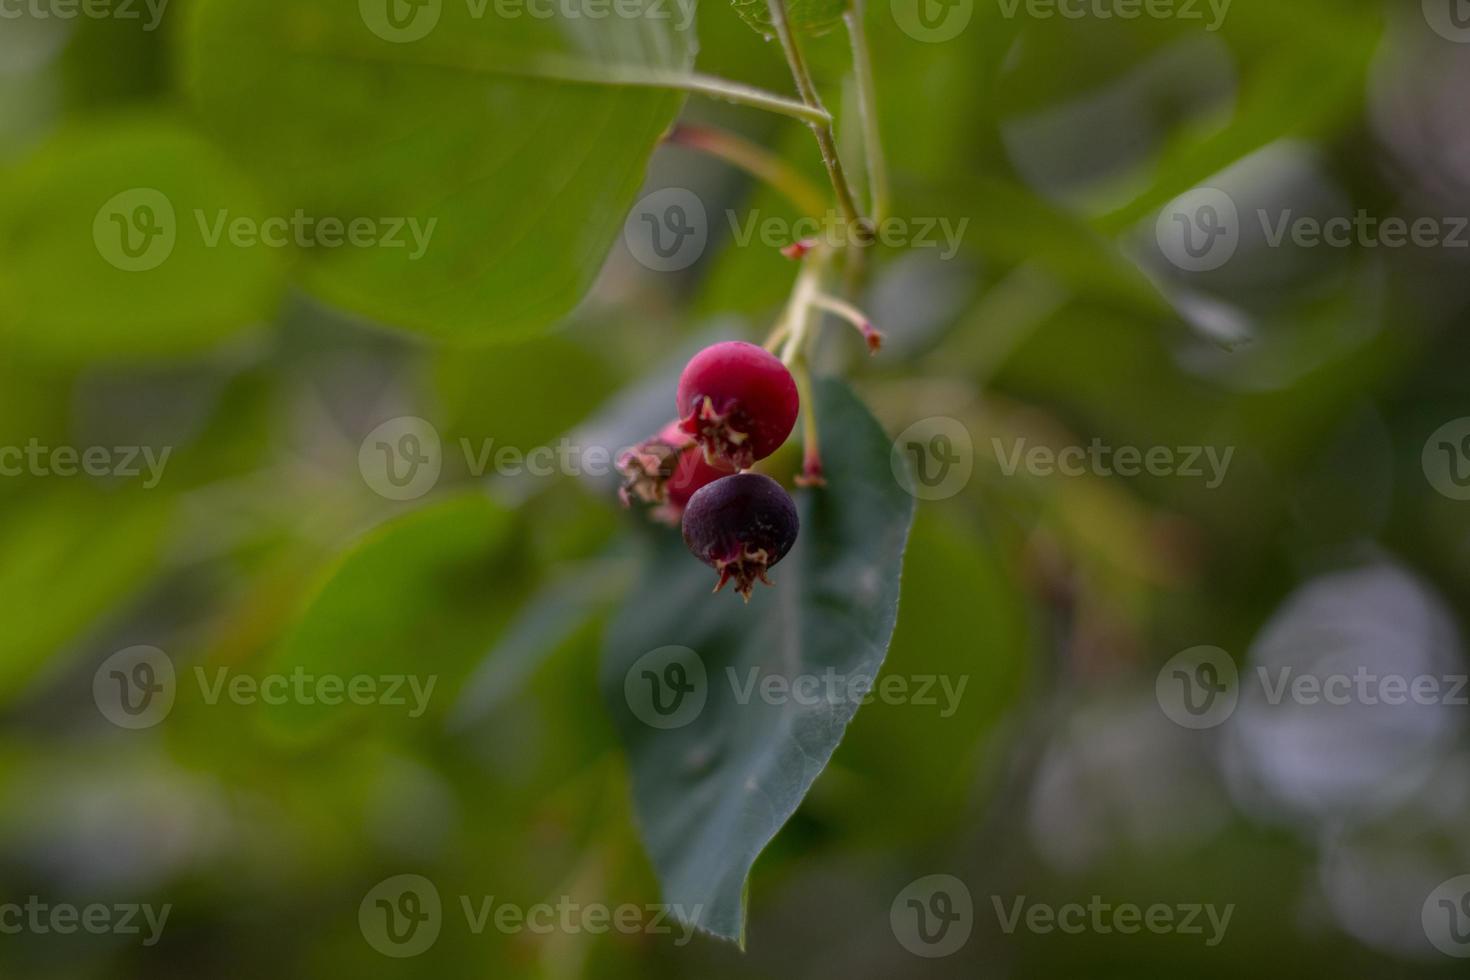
[0,116,285,362]
[0,487,173,704]
[599,378,915,942]
[260,493,513,740]
[184,0,695,341]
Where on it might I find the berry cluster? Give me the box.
[618,341,802,601]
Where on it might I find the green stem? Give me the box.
[778,251,828,366]
[843,1,890,225]
[577,64,831,126]
[792,361,825,486]
[666,122,829,218]
[764,0,872,243]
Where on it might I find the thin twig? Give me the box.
[844,0,889,225]
[811,291,883,352]
[764,0,872,242]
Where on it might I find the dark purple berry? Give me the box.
[682,472,799,602]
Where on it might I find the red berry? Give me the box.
[676,341,799,471]
[682,472,799,602]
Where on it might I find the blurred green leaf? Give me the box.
[449,558,625,730]
[0,487,173,703]
[434,334,617,462]
[260,493,513,741]
[184,0,694,340]
[952,175,1176,315]
[600,378,915,943]
[0,115,284,361]
[1097,0,1381,233]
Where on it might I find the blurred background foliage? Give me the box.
[1,0,1469,975]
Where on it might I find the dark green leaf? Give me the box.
[600,377,915,943]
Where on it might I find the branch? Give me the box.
[764,0,872,242]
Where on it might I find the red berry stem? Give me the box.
[811,292,884,354]
[791,362,826,488]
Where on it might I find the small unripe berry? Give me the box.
[676,341,799,471]
[682,472,799,602]
[617,422,733,524]
[616,421,693,508]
